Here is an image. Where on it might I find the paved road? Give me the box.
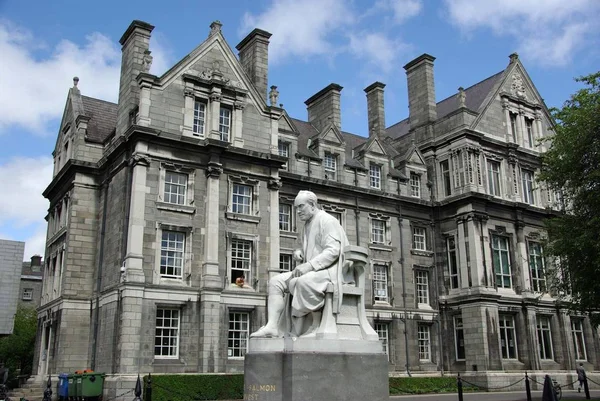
[390,389,600,401]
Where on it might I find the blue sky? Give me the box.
[1,0,599,259]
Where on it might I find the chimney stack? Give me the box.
[403,54,437,129]
[305,83,343,132]
[31,255,42,272]
[116,20,154,136]
[236,29,272,103]
[364,82,386,137]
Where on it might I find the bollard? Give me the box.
[457,373,464,401]
[144,373,152,401]
[133,375,142,401]
[525,372,532,401]
[584,374,590,400]
[43,375,52,401]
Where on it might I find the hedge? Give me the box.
[144,374,472,400]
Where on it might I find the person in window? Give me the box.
[251,190,348,338]
[235,275,245,287]
[576,362,586,392]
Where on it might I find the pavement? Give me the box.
[389,389,600,401]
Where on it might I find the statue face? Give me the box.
[294,195,317,222]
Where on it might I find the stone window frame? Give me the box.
[157,163,196,214]
[445,233,459,290]
[409,171,421,198]
[417,323,432,362]
[192,98,208,137]
[486,157,503,198]
[279,252,295,272]
[183,91,211,139]
[571,318,587,361]
[368,213,392,251]
[154,307,181,359]
[323,152,338,181]
[153,222,194,286]
[502,95,543,149]
[369,163,382,189]
[22,288,33,301]
[527,240,546,293]
[322,204,346,231]
[498,313,518,360]
[227,310,250,359]
[536,315,554,360]
[371,260,392,305]
[226,232,259,290]
[521,167,536,205]
[414,267,430,307]
[279,202,293,232]
[374,322,390,360]
[226,175,261,224]
[439,158,452,197]
[454,315,465,361]
[412,226,427,251]
[277,139,290,170]
[219,105,232,142]
[490,232,512,289]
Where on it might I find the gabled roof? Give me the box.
[385,70,505,139]
[81,96,118,143]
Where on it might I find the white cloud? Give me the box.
[24,225,48,259]
[241,0,355,63]
[348,32,408,73]
[0,20,171,135]
[0,156,53,227]
[376,0,423,24]
[443,0,600,66]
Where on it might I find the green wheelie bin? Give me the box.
[81,372,106,400]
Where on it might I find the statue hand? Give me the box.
[292,262,313,278]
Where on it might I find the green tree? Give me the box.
[539,72,600,325]
[0,305,38,386]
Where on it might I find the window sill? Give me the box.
[280,231,298,239]
[373,301,392,308]
[418,303,433,310]
[226,212,261,224]
[369,244,393,252]
[157,202,196,214]
[152,358,185,365]
[158,277,189,287]
[226,283,256,291]
[411,249,433,257]
[47,226,67,245]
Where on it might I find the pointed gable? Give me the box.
[317,123,345,146]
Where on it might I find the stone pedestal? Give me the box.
[244,337,389,401]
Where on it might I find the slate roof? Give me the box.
[21,261,44,278]
[81,96,118,143]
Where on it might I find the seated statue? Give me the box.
[251,190,349,338]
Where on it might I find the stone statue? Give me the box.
[251,190,349,338]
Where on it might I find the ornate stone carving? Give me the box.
[183,87,194,98]
[269,85,280,106]
[457,87,466,108]
[210,92,222,102]
[209,20,222,37]
[234,100,246,110]
[141,50,153,73]
[205,162,223,178]
[267,178,282,190]
[511,74,527,100]
[129,154,150,167]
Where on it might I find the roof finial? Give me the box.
[269,85,279,107]
[457,86,466,107]
[73,76,79,87]
[209,20,223,37]
[509,52,519,63]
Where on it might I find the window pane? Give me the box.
[154,308,180,357]
[160,231,185,278]
[193,101,206,136]
[373,264,388,303]
[228,312,249,358]
[219,107,231,142]
[370,164,381,189]
[279,204,291,231]
[232,184,252,214]
[231,239,252,284]
[374,323,389,360]
[164,171,188,205]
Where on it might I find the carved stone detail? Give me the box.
[267,179,282,190]
[457,86,466,107]
[511,74,527,100]
[141,50,153,73]
[129,154,150,167]
[205,162,223,178]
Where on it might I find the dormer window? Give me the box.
[324,153,337,181]
[219,107,231,142]
[369,164,381,189]
[410,172,421,198]
[193,100,206,136]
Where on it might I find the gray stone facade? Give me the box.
[0,239,24,336]
[34,19,599,390]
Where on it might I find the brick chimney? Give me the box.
[30,255,42,272]
[364,82,386,137]
[305,83,343,132]
[236,29,272,103]
[403,54,437,129]
[116,20,154,136]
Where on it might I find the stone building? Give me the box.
[19,255,44,308]
[34,19,598,386]
[0,239,25,336]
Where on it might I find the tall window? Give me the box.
[232,184,252,215]
[278,140,289,169]
[522,169,535,205]
[369,164,381,189]
[440,160,451,196]
[529,242,546,292]
[487,160,501,196]
[164,171,188,205]
[418,324,431,361]
[219,107,231,142]
[371,219,386,244]
[415,270,429,305]
[160,231,185,279]
[230,239,251,284]
[280,254,293,271]
[279,203,292,231]
[571,319,587,361]
[373,264,389,303]
[193,100,206,136]
[374,323,389,359]
[525,118,534,148]
[509,112,517,142]
[492,235,511,289]
[155,308,180,357]
[324,153,337,181]
[454,317,465,361]
[537,316,553,360]
[410,173,421,198]
[412,227,426,251]
[447,236,459,289]
[228,312,249,358]
[499,315,517,359]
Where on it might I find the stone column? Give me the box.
[202,159,223,289]
[117,286,144,374]
[267,177,282,282]
[182,87,195,137]
[123,146,149,283]
[502,100,512,143]
[535,112,544,151]
[233,99,246,147]
[209,90,222,141]
[462,304,492,371]
[456,217,470,288]
[516,107,525,146]
[515,222,529,292]
[466,214,487,288]
[137,77,152,127]
[525,307,541,370]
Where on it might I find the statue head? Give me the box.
[294,190,319,222]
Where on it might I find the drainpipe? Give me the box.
[397,209,411,376]
[90,178,110,370]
